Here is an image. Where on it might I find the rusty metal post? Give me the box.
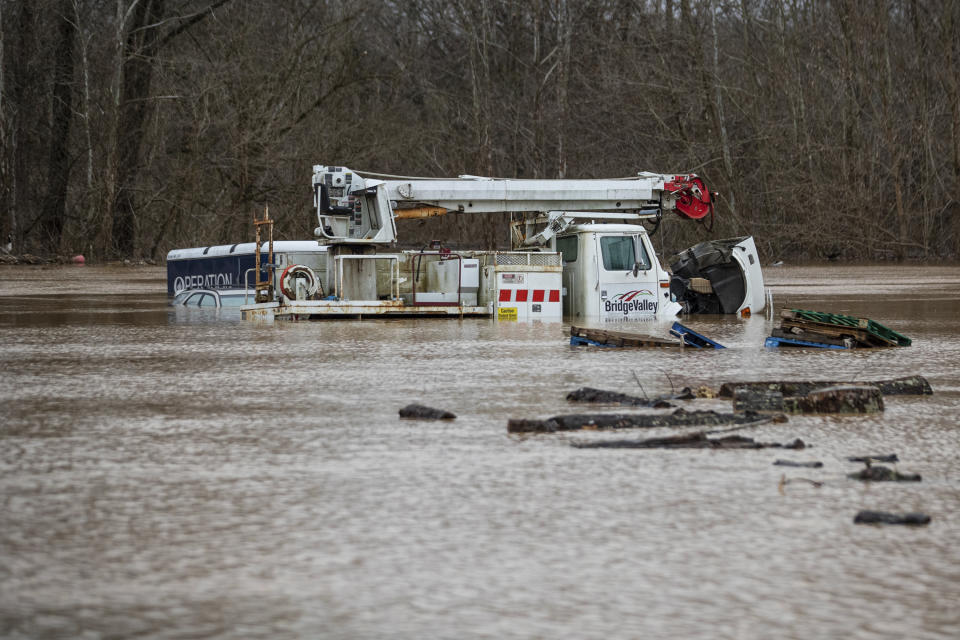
[254,206,275,303]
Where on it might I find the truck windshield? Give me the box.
[600,236,650,271]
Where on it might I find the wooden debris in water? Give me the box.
[569,326,681,348]
[732,384,883,414]
[718,375,932,398]
[507,408,772,433]
[848,454,899,464]
[854,511,930,525]
[733,388,785,413]
[766,308,912,348]
[777,474,824,491]
[399,404,456,420]
[784,385,884,414]
[847,464,921,482]
[570,431,806,450]
[773,459,823,468]
[565,386,697,407]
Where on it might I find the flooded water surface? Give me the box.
[1,264,959,639]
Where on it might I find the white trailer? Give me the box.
[166,240,328,296]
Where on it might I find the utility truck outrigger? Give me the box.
[240,166,765,322]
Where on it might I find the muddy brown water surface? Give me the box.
[1,264,959,639]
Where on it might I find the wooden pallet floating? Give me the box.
[783,309,911,346]
[569,324,725,349]
[569,326,681,348]
[765,308,912,349]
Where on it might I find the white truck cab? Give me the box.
[557,224,681,321]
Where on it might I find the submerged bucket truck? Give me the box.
[240,165,765,322]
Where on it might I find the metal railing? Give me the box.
[477,251,561,267]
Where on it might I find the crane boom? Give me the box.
[312,165,713,245]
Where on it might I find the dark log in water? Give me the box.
[718,375,932,398]
[733,388,785,413]
[854,511,931,525]
[399,404,457,420]
[783,385,884,414]
[734,385,884,414]
[508,409,771,434]
[571,432,806,450]
[773,459,824,468]
[847,465,921,482]
[565,387,675,408]
[848,454,899,464]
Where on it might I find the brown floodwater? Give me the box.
[1,263,958,639]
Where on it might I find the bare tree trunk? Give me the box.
[835,0,873,255]
[945,0,960,256]
[39,0,76,254]
[98,0,135,257]
[9,1,37,254]
[881,3,907,260]
[556,0,570,179]
[709,0,737,220]
[532,0,543,178]
[0,3,10,248]
[75,0,94,196]
[112,0,166,259]
[463,0,493,177]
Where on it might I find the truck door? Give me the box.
[596,233,661,320]
[556,234,579,317]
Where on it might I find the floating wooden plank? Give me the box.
[565,387,678,407]
[507,409,770,433]
[669,321,725,349]
[765,336,849,349]
[848,454,899,463]
[569,326,681,349]
[570,431,807,450]
[398,404,456,420]
[847,464,921,482]
[773,459,824,468]
[781,309,911,346]
[718,375,932,398]
[854,511,930,525]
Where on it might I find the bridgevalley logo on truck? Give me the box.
[605,290,657,315]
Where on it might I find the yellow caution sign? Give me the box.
[497,306,518,321]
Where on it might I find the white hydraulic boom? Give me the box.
[312,165,714,246]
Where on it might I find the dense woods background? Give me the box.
[1,0,959,262]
